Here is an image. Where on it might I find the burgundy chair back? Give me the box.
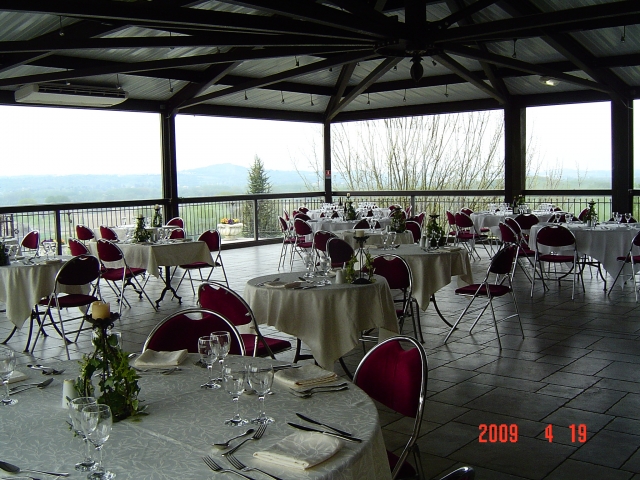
[514,213,539,230]
[56,254,101,287]
[294,212,310,221]
[632,230,640,248]
[293,218,313,237]
[198,230,222,252]
[498,223,518,244]
[283,209,290,221]
[96,239,123,263]
[372,255,411,290]
[416,212,425,226]
[313,230,337,253]
[461,207,473,215]
[405,221,421,243]
[577,208,589,221]
[298,207,309,214]
[143,308,244,355]
[278,216,290,234]
[446,211,456,229]
[198,283,252,328]
[489,244,517,276]
[353,219,369,229]
[326,238,354,265]
[68,238,89,256]
[99,226,118,241]
[454,212,474,229]
[504,217,522,237]
[21,230,40,250]
[536,225,575,248]
[166,217,184,228]
[76,224,95,241]
[330,211,339,219]
[168,228,185,239]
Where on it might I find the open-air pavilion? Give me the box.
[1,2,640,479]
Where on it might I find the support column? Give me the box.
[611,100,633,213]
[161,113,179,219]
[504,101,526,204]
[323,122,332,203]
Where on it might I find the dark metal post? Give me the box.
[504,101,526,204]
[253,198,259,241]
[54,209,62,255]
[161,113,179,220]
[323,122,332,203]
[611,100,633,213]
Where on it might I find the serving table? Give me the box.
[245,273,398,371]
[2,354,391,480]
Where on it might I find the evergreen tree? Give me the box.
[244,156,276,237]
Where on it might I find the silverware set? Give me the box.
[27,364,65,375]
[222,423,267,455]
[255,277,279,287]
[289,382,349,398]
[225,453,283,480]
[132,366,179,375]
[9,378,54,394]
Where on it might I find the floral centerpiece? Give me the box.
[151,205,163,228]
[344,250,375,284]
[75,316,145,422]
[389,206,407,233]
[344,193,357,221]
[218,218,243,240]
[583,200,598,226]
[513,195,526,208]
[132,215,151,243]
[425,214,446,247]
[220,218,240,225]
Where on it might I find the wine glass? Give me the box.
[389,231,397,248]
[211,331,231,385]
[69,397,98,472]
[381,230,389,250]
[625,213,632,224]
[198,336,219,389]
[303,253,315,278]
[0,346,17,406]
[223,363,248,426]
[319,255,332,285]
[433,230,441,249]
[247,364,274,424]
[81,404,115,480]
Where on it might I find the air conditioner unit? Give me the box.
[15,84,128,107]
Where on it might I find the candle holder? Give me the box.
[345,236,375,284]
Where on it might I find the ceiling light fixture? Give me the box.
[539,76,559,86]
[512,39,517,59]
[621,25,626,43]
[410,56,423,83]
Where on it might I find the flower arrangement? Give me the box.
[132,215,151,243]
[583,200,598,226]
[513,195,526,207]
[220,218,240,225]
[151,204,163,228]
[344,194,357,221]
[425,214,445,247]
[389,206,407,233]
[344,251,375,284]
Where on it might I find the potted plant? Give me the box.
[389,206,407,233]
[217,218,243,239]
[425,214,446,247]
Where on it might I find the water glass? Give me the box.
[319,255,332,285]
[223,364,248,426]
[81,404,115,480]
[389,231,397,247]
[626,213,633,224]
[303,253,315,278]
[0,346,17,406]
[69,397,98,472]
[198,336,219,389]
[211,331,231,383]
[247,365,274,424]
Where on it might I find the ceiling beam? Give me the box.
[178,50,377,109]
[325,0,402,35]
[432,52,505,103]
[435,0,499,29]
[327,57,402,121]
[324,62,356,120]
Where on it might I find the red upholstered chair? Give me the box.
[68,238,90,256]
[293,212,310,222]
[21,230,40,257]
[454,212,490,259]
[291,218,314,269]
[175,229,228,294]
[99,225,118,241]
[298,206,309,214]
[460,207,473,215]
[282,209,290,222]
[278,216,296,270]
[142,307,245,356]
[531,225,584,300]
[32,254,102,359]
[353,219,369,229]
[75,224,95,243]
[405,220,421,243]
[415,212,425,227]
[96,239,156,318]
[330,210,340,219]
[312,230,337,261]
[354,336,427,480]
[370,254,422,343]
[166,217,185,229]
[498,222,535,284]
[608,230,640,301]
[168,227,185,239]
[198,282,291,358]
[444,244,524,349]
[326,237,354,268]
[445,210,458,244]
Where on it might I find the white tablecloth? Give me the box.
[471,212,554,238]
[88,241,213,278]
[245,272,398,371]
[310,218,391,233]
[373,245,474,310]
[2,354,391,480]
[529,223,640,277]
[340,230,414,249]
[0,256,85,328]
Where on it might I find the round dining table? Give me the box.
[244,272,398,371]
[309,218,391,233]
[2,354,391,480]
[340,230,414,249]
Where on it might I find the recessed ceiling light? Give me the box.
[539,76,559,86]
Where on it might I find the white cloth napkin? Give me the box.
[134,349,188,367]
[253,431,341,470]
[8,370,28,384]
[274,364,338,388]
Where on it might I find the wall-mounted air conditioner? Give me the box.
[15,84,128,107]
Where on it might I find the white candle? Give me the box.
[355,229,364,238]
[91,301,110,320]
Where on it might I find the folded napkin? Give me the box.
[264,281,286,288]
[134,349,188,368]
[253,431,341,470]
[274,364,337,389]
[8,370,28,384]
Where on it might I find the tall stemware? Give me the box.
[223,363,248,426]
[248,364,274,424]
[81,404,115,480]
[0,345,17,406]
[69,397,98,472]
[198,336,219,389]
[625,213,632,224]
[211,331,231,384]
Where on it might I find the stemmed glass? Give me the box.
[625,213,632,224]
[433,230,441,249]
[381,229,390,250]
[247,364,274,424]
[0,345,17,406]
[198,336,219,389]
[223,363,248,426]
[319,255,332,285]
[303,253,315,278]
[211,331,231,385]
[81,404,115,480]
[389,231,397,248]
[69,397,98,472]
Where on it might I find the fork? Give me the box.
[290,385,349,398]
[226,453,284,480]
[222,423,267,456]
[295,382,348,395]
[202,456,255,479]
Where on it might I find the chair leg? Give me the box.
[486,296,502,349]
[607,261,626,297]
[1,326,17,344]
[444,295,478,344]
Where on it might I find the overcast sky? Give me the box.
[0,101,634,177]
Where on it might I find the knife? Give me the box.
[287,422,362,443]
[295,413,353,437]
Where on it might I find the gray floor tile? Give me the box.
[607,393,640,420]
[476,357,564,382]
[536,384,584,399]
[541,371,602,389]
[544,459,634,480]
[570,430,640,469]
[416,421,478,457]
[560,357,612,375]
[622,449,640,474]
[597,362,640,383]
[428,381,495,406]
[464,387,567,422]
[565,387,628,414]
[540,407,614,445]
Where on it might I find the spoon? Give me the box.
[9,377,54,393]
[27,364,65,375]
[0,460,68,477]
[212,428,255,448]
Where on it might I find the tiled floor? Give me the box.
[3,244,640,480]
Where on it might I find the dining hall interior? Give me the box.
[1,1,640,479]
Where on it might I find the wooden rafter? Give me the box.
[324,62,357,121]
[432,53,505,104]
